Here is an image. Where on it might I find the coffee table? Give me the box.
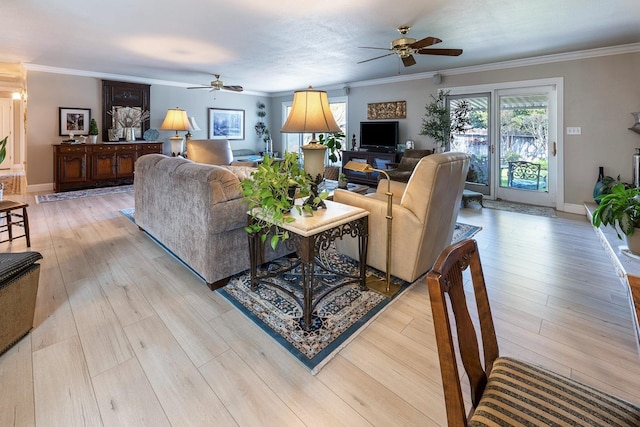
[248,200,369,330]
[319,179,369,200]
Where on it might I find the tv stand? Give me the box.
[342,151,401,186]
[365,147,395,153]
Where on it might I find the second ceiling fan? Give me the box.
[359,26,463,67]
[188,74,243,92]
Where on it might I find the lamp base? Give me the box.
[170,135,184,157]
[366,275,400,298]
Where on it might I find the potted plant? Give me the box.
[592,183,640,254]
[241,151,326,249]
[419,91,470,152]
[317,131,345,163]
[338,172,348,189]
[88,118,99,144]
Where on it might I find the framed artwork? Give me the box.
[367,101,407,120]
[59,107,91,136]
[208,108,245,140]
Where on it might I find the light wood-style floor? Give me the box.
[1,191,639,426]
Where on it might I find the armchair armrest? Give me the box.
[230,160,258,167]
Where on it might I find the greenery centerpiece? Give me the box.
[0,135,7,164]
[419,91,470,151]
[592,183,640,254]
[241,152,326,249]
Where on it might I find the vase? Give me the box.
[124,127,136,142]
[626,230,640,255]
[593,166,605,202]
[88,135,98,144]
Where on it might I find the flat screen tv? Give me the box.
[360,121,399,152]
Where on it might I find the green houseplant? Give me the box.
[317,131,345,163]
[0,135,7,164]
[88,118,99,143]
[241,152,326,249]
[419,91,470,151]
[592,183,640,254]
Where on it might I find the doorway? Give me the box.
[0,98,13,170]
[448,79,562,208]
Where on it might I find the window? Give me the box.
[282,96,347,165]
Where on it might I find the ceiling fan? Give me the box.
[359,26,463,67]
[188,74,243,92]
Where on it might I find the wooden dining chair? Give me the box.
[426,239,640,426]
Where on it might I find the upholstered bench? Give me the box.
[0,251,43,355]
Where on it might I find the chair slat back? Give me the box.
[427,239,499,426]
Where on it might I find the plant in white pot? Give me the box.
[88,118,99,144]
[592,183,640,254]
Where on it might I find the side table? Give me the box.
[248,200,369,330]
[0,200,31,247]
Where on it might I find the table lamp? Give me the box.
[185,116,201,140]
[343,160,400,297]
[160,107,193,156]
[281,86,341,208]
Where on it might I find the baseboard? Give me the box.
[561,202,587,215]
[27,183,54,193]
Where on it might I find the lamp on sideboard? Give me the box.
[185,116,201,141]
[343,160,400,297]
[160,107,193,156]
[281,86,342,209]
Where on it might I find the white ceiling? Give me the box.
[2,0,639,94]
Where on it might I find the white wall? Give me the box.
[26,71,270,190]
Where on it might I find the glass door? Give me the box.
[496,86,557,207]
[449,93,491,195]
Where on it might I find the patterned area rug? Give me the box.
[36,185,134,204]
[217,222,481,374]
[120,207,481,373]
[482,199,557,217]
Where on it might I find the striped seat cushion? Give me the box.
[469,357,640,426]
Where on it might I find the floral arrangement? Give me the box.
[108,107,150,128]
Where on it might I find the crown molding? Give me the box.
[23,64,268,97]
[25,42,640,97]
[336,42,640,91]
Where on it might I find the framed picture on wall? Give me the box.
[59,107,91,136]
[208,108,245,140]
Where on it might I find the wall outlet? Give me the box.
[567,126,582,135]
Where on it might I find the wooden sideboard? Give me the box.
[53,142,163,192]
[341,150,401,185]
[585,203,640,354]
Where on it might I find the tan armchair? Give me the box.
[186,139,257,167]
[334,152,470,283]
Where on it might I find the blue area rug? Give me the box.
[36,185,133,204]
[120,208,481,373]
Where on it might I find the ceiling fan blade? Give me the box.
[223,85,243,92]
[402,55,417,67]
[187,86,210,89]
[358,46,392,51]
[409,36,442,49]
[357,52,395,64]
[417,48,463,56]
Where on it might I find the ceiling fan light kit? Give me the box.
[359,26,462,67]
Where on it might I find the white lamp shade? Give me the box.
[189,116,201,131]
[160,108,193,132]
[281,87,341,134]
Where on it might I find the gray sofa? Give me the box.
[134,154,286,289]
